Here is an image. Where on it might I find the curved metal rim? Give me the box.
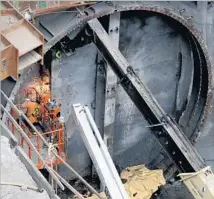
[2,2,212,179]
[44,3,212,142]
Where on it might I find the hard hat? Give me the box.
[24,12,31,21]
[24,98,30,101]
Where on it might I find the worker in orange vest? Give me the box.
[19,98,43,134]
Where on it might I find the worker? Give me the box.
[55,50,61,59]
[19,98,43,134]
[31,72,50,104]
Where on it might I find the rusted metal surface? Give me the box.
[34,2,96,17]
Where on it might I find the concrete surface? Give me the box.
[58,43,97,179]
[0,135,50,199]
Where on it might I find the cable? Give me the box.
[0,182,42,192]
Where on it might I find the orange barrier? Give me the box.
[6,107,66,169]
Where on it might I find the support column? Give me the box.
[197,1,207,42]
[103,12,120,157]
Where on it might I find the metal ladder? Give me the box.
[72,104,129,199]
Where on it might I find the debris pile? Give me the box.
[84,164,165,199]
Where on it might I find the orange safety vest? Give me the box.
[22,101,41,123]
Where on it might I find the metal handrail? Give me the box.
[0,104,64,190]
[1,90,103,199]
[1,105,86,198]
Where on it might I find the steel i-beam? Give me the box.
[87,18,205,173]
[103,12,120,157]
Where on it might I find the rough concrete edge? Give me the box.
[15,148,60,199]
[0,121,59,199]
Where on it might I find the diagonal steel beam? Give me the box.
[87,18,205,173]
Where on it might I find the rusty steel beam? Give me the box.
[34,2,96,17]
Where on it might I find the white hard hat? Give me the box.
[24,12,31,21]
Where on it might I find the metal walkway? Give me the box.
[73,104,129,199]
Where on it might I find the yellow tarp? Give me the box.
[86,165,165,199]
[121,164,165,199]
